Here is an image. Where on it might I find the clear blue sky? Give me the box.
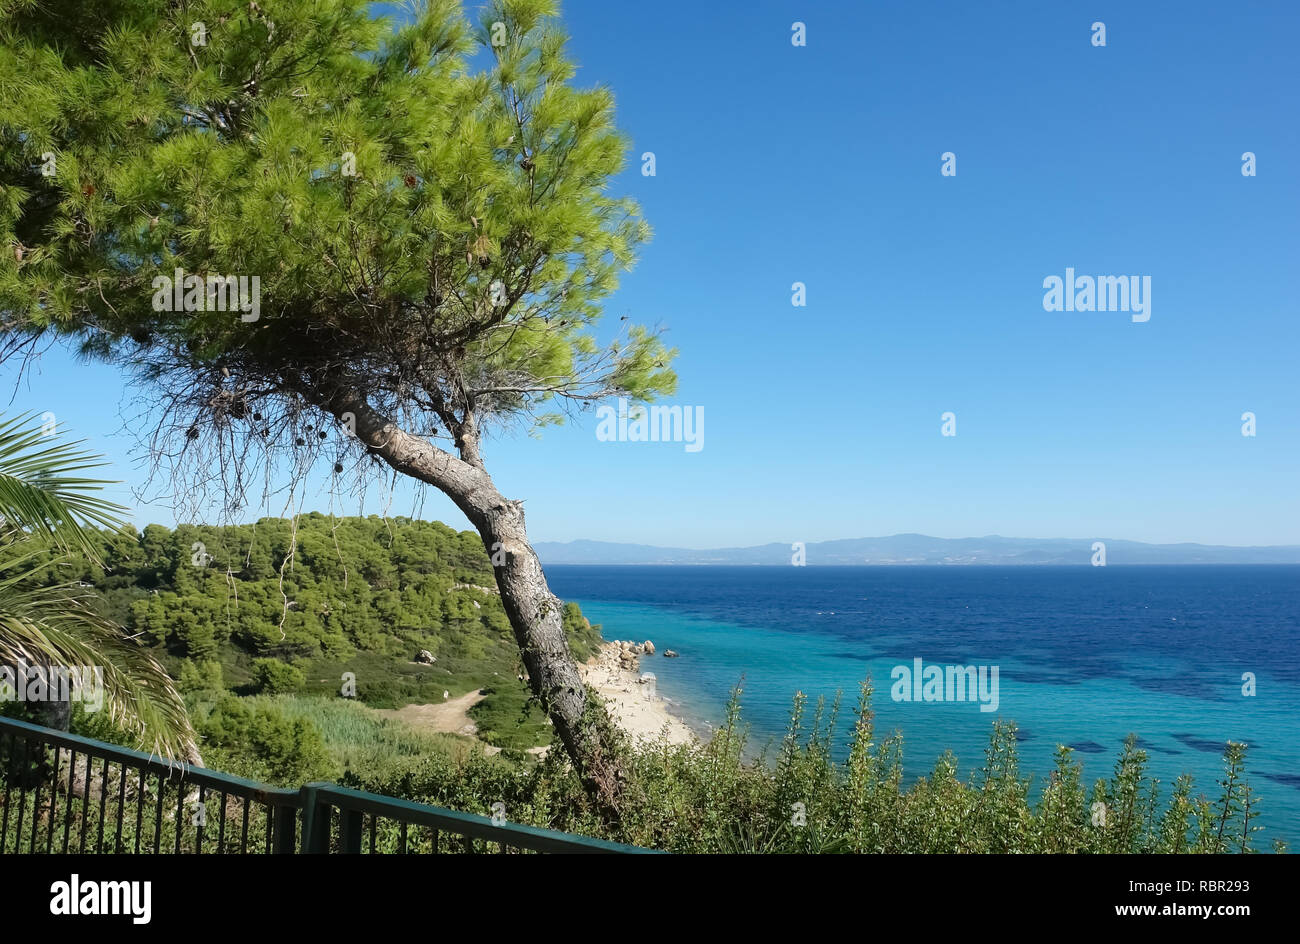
[5,1,1298,547]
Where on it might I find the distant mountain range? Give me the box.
[535,534,1300,566]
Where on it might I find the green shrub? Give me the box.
[178,659,225,693]
[198,695,329,784]
[250,658,306,695]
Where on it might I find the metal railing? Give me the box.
[0,716,653,854]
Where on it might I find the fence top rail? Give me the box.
[305,782,661,854]
[0,715,298,801]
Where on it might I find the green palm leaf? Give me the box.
[0,413,199,764]
[0,582,199,763]
[0,412,125,563]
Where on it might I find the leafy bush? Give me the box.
[250,659,305,695]
[197,695,329,785]
[178,659,224,693]
[562,602,603,663]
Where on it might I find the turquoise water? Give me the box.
[548,565,1300,845]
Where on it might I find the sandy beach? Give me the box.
[374,642,698,752]
[579,642,697,746]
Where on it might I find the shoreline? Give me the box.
[376,643,700,752]
[580,642,698,747]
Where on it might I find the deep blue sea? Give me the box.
[547,565,1300,845]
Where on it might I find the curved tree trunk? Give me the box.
[465,483,625,815]
[325,391,626,817]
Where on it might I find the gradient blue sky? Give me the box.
[4,1,1298,547]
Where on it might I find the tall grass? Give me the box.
[186,693,486,785]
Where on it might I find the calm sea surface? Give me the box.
[547,565,1300,844]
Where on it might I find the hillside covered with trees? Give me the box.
[34,514,603,754]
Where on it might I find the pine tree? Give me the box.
[0,0,675,814]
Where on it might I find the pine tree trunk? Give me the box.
[466,486,625,816]
[325,392,626,817]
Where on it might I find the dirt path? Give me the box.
[375,652,695,756]
[375,689,485,737]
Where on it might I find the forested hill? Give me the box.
[48,515,602,734]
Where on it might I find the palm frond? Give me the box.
[0,412,126,563]
[0,413,196,764]
[0,579,199,764]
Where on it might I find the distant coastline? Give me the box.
[537,534,1300,567]
[547,561,1300,567]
